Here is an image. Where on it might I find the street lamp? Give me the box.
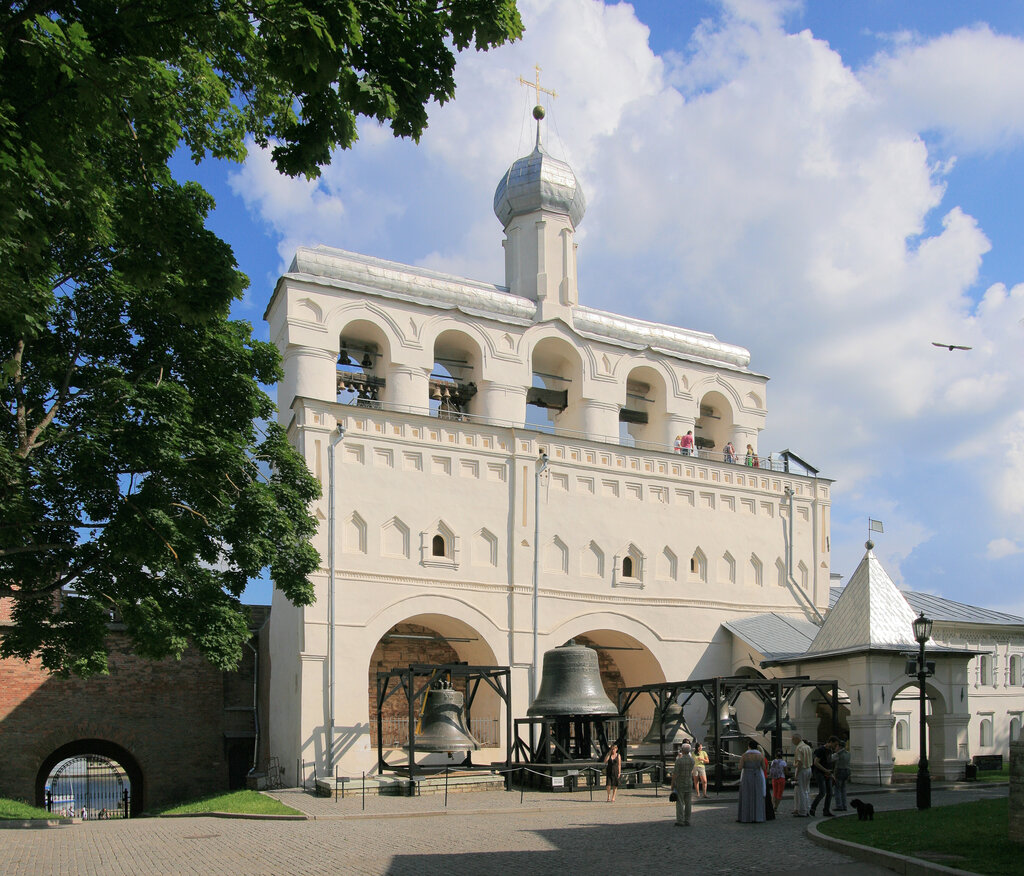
[913,611,933,810]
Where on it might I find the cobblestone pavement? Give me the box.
[0,782,1006,876]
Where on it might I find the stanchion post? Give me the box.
[444,765,449,808]
[362,771,366,811]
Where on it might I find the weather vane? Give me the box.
[518,65,557,121]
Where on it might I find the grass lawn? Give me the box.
[892,763,1009,782]
[0,798,61,819]
[818,797,1022,875]
[155,790,302,817]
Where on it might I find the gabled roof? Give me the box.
[830,586,1024,626]
[722,613,820,660]
[807,549,918,654]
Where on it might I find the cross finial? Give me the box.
[518,65,557,145]
[519,64,557,105]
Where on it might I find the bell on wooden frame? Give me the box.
[408,682,481,753]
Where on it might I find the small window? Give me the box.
[623,556,634,578]
[1011,716,1021,743]
[431,534,446,557]
[1011,655,1022,687]
[979,717,993,748]
[979,655,992,686]
[689,557,696,573]
[895,719,910,751]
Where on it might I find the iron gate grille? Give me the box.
[45,755,130,819]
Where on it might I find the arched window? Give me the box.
[1010,655,1022,687]
[431,534,446,557]
[622,556,634,578]
[979,655,992,686]
[979,717,993,748]
[895,719,910,750]
[1011,716,1021,743]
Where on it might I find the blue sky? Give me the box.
[176,0,1024,613]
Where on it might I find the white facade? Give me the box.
[264,123,833,782]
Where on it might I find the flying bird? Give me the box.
[932,342,972,351]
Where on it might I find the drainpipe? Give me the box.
[245,640,259,773]
[327,424,346,771]
[532,451,549,701]
[785,486,823,623]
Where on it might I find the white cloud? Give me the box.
[230,0,1024,594]
[987,538,1023,559]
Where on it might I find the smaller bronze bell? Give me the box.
[754,699,796,734]
[409,682,481,752]
[641,701,690,747]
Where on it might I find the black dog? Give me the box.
[849,798,874,821]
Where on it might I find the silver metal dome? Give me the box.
[493,142,586,229]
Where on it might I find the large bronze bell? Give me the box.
[754,699,796,734]
[641,700,690,746]
[408,682,481,752]
[528,641,618,717]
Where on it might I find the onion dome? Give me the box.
[494,127,586,229]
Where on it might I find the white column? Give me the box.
[927,713,971,780]
[383,364,429,415]
[847,713,897,785]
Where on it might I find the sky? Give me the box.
[175,0,1024,614]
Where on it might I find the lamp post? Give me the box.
[327,423,345,771]
[913,611,933,810]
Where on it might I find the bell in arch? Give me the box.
[755,699,796,734]
[408,681,481,752]
[641,700,690,747]
[528,641,618,717]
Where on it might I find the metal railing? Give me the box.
[336,396,801,475]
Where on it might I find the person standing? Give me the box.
[809,736,838,817]
[832,739,851,811]
[680,431,695,456]
[672,742,696,826]
[603,743,622,803]
[723,441,736,464]
[768,750,788,813]
[792,733,813,817]
[737,739,767,823]
[692,741,710,797]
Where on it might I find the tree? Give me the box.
[0,0,523,675]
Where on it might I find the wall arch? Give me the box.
[36,739,144,816]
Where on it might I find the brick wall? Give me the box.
[0,599,261,811]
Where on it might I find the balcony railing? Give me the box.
[334,395,814,476]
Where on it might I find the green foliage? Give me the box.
[154,789,302,816]
[0,0,522,675]
[819,797,1020,875]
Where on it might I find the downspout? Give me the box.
[245,640,259,773]
[785,486,823,623]
[532,451,549,701]
[327,424,346,771]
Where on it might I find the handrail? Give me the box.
[335,397,805,475]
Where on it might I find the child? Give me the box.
[769,750,788,811]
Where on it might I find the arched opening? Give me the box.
[889,681,949,767]
[337,319,391,408]
[36,739,143,817]
[695,390,736,461]
[430,329,482,420]
[619,364,669,449]
[431,534,446,557]
[369,615,500,755]
[527,337,583,434]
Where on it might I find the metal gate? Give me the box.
[45,755,130,819]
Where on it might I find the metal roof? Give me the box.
[722,613,820,659]
[830,585,1024,626]
[808,550,918,653]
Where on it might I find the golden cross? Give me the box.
[518,65,557,104]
